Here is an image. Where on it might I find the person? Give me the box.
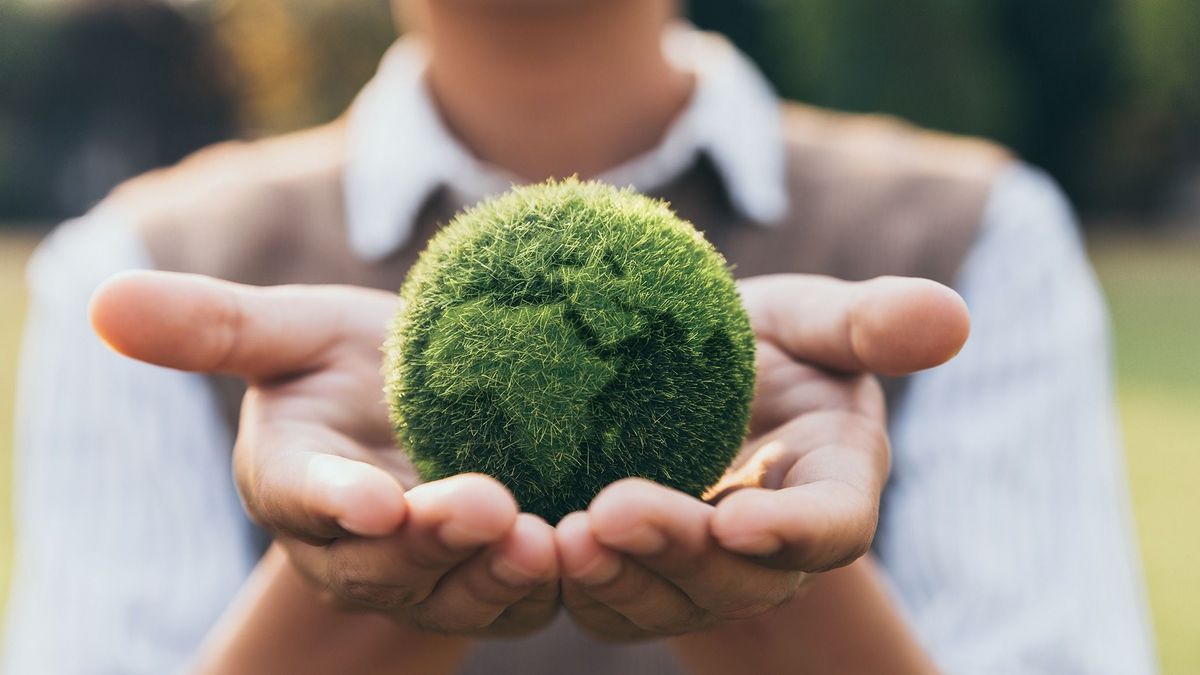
[1,0,236,220]
[3,0,1155,673]
[86,269,963,674]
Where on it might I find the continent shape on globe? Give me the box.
[387,179,755,522]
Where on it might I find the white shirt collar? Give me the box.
[344,25,789,262]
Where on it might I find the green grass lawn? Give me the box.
[1089,234,1200,675]
[0,232,36,651]
[0,230,1196,671]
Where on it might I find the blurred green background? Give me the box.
[4,0,1198,221]
[1,0,1198,672]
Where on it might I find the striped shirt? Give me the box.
[2,28,1156,675]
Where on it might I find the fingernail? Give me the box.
[310,456,383,535]
[311,455,361,491]
[323,476,375,535]
[335,514,380,537]
[440,521,498,550]
[490,556,540,587]
[611,524,668,556]
[718,530,782,557]
[570,550,622,586]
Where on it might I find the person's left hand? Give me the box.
[555,274,970,640]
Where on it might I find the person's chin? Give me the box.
[432,0,604,10]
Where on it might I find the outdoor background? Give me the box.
[1,0,1197,671]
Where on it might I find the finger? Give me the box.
[557,512,709,636]
[411,514,559,634]
[89,270,397,381]
[587,479,710,558]
[559,583,649,642]
[712,407,887,572]
[588,480,801,620]
[711,480,878,572]
[235,422,407,541]
[403,473,520,550]
[287,474,519,613]
[489,581,562,637]
[739,274,970,376]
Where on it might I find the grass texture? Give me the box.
[0,233,37,660]
[1089,236,1200,674]
[385,180,756,522]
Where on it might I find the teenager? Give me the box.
[4,1,1153,673]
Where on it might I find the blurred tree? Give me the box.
[711,1,1016,142]
[987,0,1121,209]
[3,0,1197,222]
[0,4,57,220]
[1102,0,1200,216]
[688,0,1199,219]
[0,0,396,221]
[210,0,396,133]
[210,0,316,134]
[0,0,238,220]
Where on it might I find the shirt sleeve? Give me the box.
[876,163,1158,674]
[2,213,259,674]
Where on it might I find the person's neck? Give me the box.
[417,0,693,182]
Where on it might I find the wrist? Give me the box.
[668,558,938,675]
[192,544,472,675]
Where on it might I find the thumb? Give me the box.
[740,274,970,376]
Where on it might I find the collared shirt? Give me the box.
[343,28,788,262]
[2,28,1157,675]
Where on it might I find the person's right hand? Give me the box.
[89,271,560,637]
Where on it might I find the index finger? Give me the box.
[738,274,970,376]
[89,270,397,381]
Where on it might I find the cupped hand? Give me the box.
[90,271,560,636]
[555,274,970,640]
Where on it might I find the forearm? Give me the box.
[669,556,938,675]
[191,544,472,675]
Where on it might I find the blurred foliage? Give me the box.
[208,0,395,133]
[0,0,239,220]
[0,0,394,221]
[1,0,1198,221]
[689,0,1200,218]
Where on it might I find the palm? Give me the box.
[91,275,560,637]
[555,274,966,640]
[239,329,419,492]
[92,270,967,642]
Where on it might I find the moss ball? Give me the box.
[385,179,755,523]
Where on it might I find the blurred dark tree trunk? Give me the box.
[987,0,1122,211]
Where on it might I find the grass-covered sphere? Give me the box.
[385,179,755,523]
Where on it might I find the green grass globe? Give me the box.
[385,179,756,523]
